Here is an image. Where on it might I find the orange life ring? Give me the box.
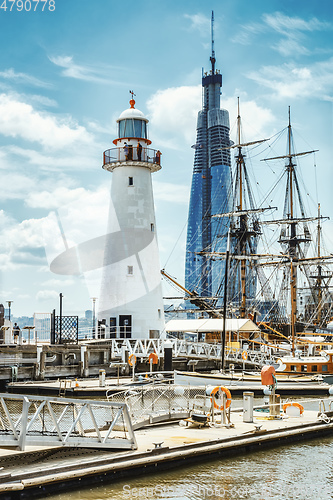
[242,351,248,361]
[148,352,158,365]
[283,402,304,415]
[210,386,232,410]
[128,354,137,367]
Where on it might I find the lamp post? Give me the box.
[221,229,231,373]
[59,293,63,343]
[91,298,97,339]
[6,301,13,322]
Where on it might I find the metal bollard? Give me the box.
[99,369,106,387]
[243,391,254,423]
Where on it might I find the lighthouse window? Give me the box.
[127,265,133,275]
[128,177,133,186]
[134,120,142,137]
[151,223,154,232]
[119,119,147,139]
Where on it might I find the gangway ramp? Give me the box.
[0,394,137,451]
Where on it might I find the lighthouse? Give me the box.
[98,93,165,339]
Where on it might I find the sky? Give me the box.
[0,0,332,318]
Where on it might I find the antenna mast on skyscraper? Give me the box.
[210,10,216,73]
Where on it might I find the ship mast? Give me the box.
[263,107,321,354]
[287,107,297,355]
[308,203,333,326]
[236,98,249,317]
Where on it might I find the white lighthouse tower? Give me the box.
[98,93,165,339]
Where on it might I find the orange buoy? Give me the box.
[210,386,232,410]
[283,402,304,415]
[148,352,158,365]
[241,350,248,361]
[128,354,137,366]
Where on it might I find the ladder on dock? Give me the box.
[58,379,69,396]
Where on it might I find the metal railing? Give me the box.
[110,339,275,367]
[0,394,137,451]
[107,384,211,429]
[103,146,161,167]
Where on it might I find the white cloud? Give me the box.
[184,13,210,37]
[233,12,332,56]
[0,170,36,199]
[49,55,121,85]
[36,290,59,302]
[26,186,89,210]
[42,278,75,287]
[247,59,333,101]
[273,38,310,57]
[147,85,201,146]
[263,12,331,35]
[6,145,98,173]
[0,68,52,88]
[1,219,45,251]
[0,217,47,270]
[153,180,190,204]
[147,85,276,147]
[0,209,15,227]
[0,93,93,150]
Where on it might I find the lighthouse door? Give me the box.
[119,315,132,338]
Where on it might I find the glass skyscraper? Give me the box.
[185,38,232,307]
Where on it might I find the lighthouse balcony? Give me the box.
[103,147,162,172]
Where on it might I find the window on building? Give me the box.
[322,365,328,372]
[128,177,133,186]
[127,266,133,275]
[290,365,297,372]
[151,223,154,232]
[311,365,318,372]
[158,309,161,319]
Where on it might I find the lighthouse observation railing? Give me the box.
[103,147,161,166]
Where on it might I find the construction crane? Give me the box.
[161,269,222,319]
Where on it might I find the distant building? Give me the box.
[185,15,232,307]
[85,310,93,321]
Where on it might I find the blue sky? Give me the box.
[0,0,332,317]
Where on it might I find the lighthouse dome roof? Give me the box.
[117,106,148,122]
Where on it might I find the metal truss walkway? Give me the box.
[110,339,275,368]
[0,394,137,451]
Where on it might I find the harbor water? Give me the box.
[45,436,333,500]
[45,397,333,500]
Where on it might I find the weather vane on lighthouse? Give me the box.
[129,90,136,108]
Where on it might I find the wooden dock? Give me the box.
[7,376,333,397]
[0,407,332,498]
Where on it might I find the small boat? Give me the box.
[174,369,325,388]
[275,350,333,375]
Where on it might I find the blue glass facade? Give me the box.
[185,70,232,306]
